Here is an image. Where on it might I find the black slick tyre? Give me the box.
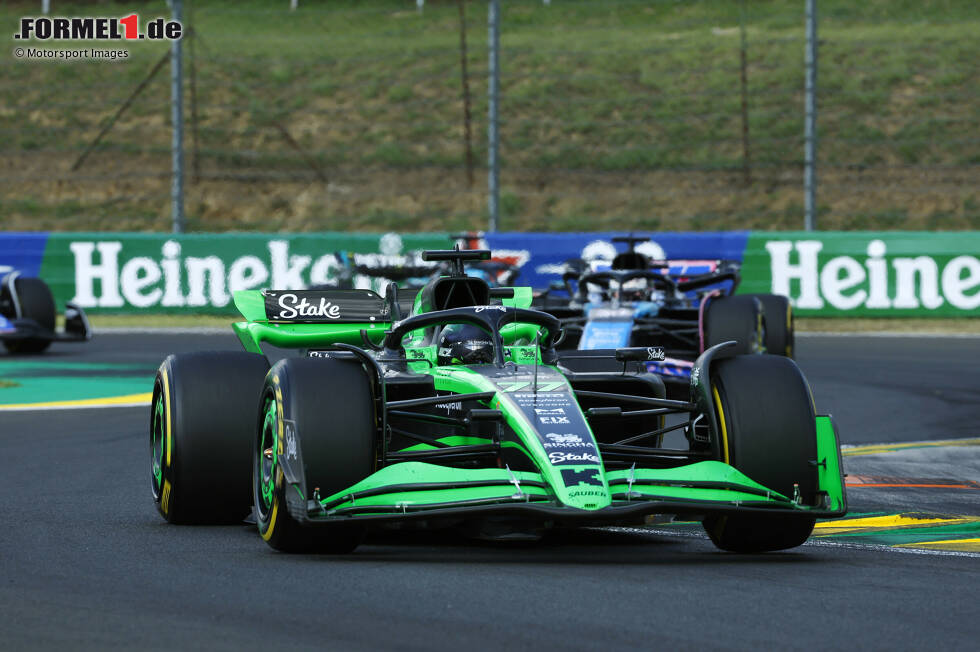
[150,351,270,524]
[703,295,765,355]
[3,276,56,354]
[703,355,818,552]
[745,293,794,357]
[254,356,376,554]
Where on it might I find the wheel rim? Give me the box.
[786,302,794,358]
[754,308,766,354]
[256,395,278,520]
[150,383,166,498]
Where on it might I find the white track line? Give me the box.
[804,538,980,558]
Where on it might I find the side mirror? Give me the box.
[615,346,665,362]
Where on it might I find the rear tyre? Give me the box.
[2,277,56,354]
[703,295,765,355]
[151,351,270,524]
[703,355,817,552]
[254,357,376,554]
[746,293,794,357]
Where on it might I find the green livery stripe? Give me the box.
[317,462,551,512]
[400,436,493,452]
[233,320,390,353]
[815,416,847,512]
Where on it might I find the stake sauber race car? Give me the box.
[150,249,845,554]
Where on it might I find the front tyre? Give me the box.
[703,355,818,552]
[745,293,794,357]
[254,357,377,553]
[253,390,318,553]
[151,351,270,524]
[703,295,765,355]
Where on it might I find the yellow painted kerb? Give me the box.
[895,538,980,553]
[0,392,153,410]
[842,437,980,456]
[814,514,979,535]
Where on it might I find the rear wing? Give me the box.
[231,285,538,355]
[255,289,388,323]
[232,289,393,354]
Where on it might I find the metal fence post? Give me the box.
[458,0,475,187]
[487,0,500,232]
[739,0,751,185]
[804,0,818,231]
[170,0,185,233]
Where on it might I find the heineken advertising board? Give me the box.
[739,232,980,317]
[31,232,448,314]
[1,231,977,317]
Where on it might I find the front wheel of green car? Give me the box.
[253,390,318,553]
[703,355,818,553]
[254,357,377,554]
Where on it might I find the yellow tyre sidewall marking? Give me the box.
[161,479,172,515]
[261,467,285,543]
[756,310,764,353]
[261,381,283,542]
[161,366,173,467]
[261,479,280,542]
[158,366,174,517]
[274,377,284,457]
[712,385,730,465]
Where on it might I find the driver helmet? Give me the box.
[619,277,649,302]
[437,324,494,366]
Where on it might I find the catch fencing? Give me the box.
[2,0,977,232]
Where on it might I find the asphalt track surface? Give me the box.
[2,334,978,650]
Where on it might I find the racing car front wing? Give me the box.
[289,416,846,527]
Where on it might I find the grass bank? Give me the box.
[3,0,977,231]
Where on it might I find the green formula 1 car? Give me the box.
[150,249,846,554]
